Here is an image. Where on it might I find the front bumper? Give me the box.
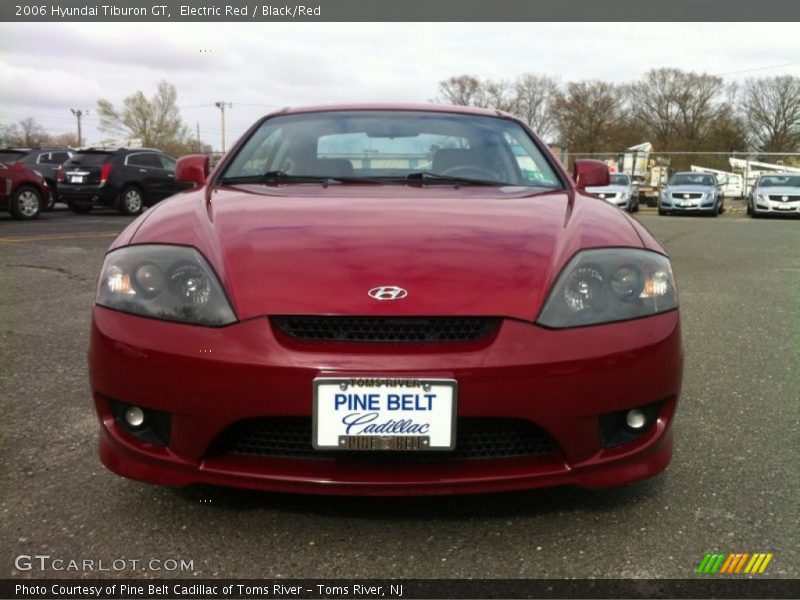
[753,200,800,215]
[660,198,716,213]
[89,308,683,495]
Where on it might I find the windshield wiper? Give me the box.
[405,171,509,186]
[220,171,382,185]
[221,171,331,184]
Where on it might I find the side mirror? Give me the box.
[572,159,610,190]
[175,154,210,187]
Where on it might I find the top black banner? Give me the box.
[2,0,800,22]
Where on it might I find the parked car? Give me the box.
[585,172,639,212]
[0,148,72,210]
[89,104,682,495]
[658,171,724,216]
[0,155,52,220]
[746,174,800,218]
[58,148,190,215]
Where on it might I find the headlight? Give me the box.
[537,249,678,328]
[706,191,715,199]
[620,192,630,200]
[757,193,766,202]
[96,245,236,326]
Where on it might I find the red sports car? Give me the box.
[0,153,52,220]
[89,104,682,495]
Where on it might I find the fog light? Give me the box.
[124,406,145,428]
[625,409,647,430]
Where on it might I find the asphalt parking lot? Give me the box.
[1,205,798,580]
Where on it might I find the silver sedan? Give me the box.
[747,174,800,218]
[585,173,639,212]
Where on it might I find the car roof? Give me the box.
[269,103,515,119]
[0,147,73,153]
[75,147,163,154]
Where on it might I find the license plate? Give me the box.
[70,176,84,184]
[313,377,457,450]
[775,205,792,210]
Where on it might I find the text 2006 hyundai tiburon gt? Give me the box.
[89,104,683,495]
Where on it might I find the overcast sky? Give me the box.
[1,22,799,150]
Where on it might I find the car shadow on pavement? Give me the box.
[169,473,667,520]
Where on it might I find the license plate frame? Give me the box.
[312,377,457,451]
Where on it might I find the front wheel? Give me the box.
[118,186,144,216]
[10,186,41,220]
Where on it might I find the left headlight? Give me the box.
[537,248,678,328]
[96,245,237,326]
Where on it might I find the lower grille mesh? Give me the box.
[271,316,500,343]
[213,417,556,462]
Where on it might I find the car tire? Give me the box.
[658,206,667,216]
[119,186,144,216]
[10,186,41,220]
[746,202,751,215]
[632,198,640,213]
[68,200,92,214]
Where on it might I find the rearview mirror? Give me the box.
[572,159,610,190]
[175,154,210,187]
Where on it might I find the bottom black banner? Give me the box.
[2,579,799,600]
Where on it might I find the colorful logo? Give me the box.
[696,552,773,574]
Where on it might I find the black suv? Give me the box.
[58,148,191,215]
[0,148,74,210]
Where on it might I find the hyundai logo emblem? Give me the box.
[368,286,408,301]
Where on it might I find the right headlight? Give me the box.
[96,244,237,327]
[537,248,678,328]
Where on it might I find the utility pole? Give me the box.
[196,122,201,152]
[214,101,231,153]
[70,109,84,146]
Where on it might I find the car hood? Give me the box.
[665,185,714,193]
[585,184,629,194]
[125,185,647,322]
[756,186,800,195]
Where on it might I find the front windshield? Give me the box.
[610,174,630,185]
[669,173,715,186]
[221,110,563,188]
[758,175,800,187]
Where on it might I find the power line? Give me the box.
[714,61,800,77]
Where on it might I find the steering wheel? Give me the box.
[440,165,498,180]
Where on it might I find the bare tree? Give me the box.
[552,80,623,154]
[741,75,800,153]
[4,117,49,147]
[514,73,559,140]
[48,132,80,148]
[482,79,518,113]
[627,68,727,150]
[436,75,487,107]
[97,80,191,149]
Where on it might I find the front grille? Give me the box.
[598,193,617,199]
[271,316,500,343]
[672,193,702,199]
[769,195,800,202]
[213,417,556,462]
